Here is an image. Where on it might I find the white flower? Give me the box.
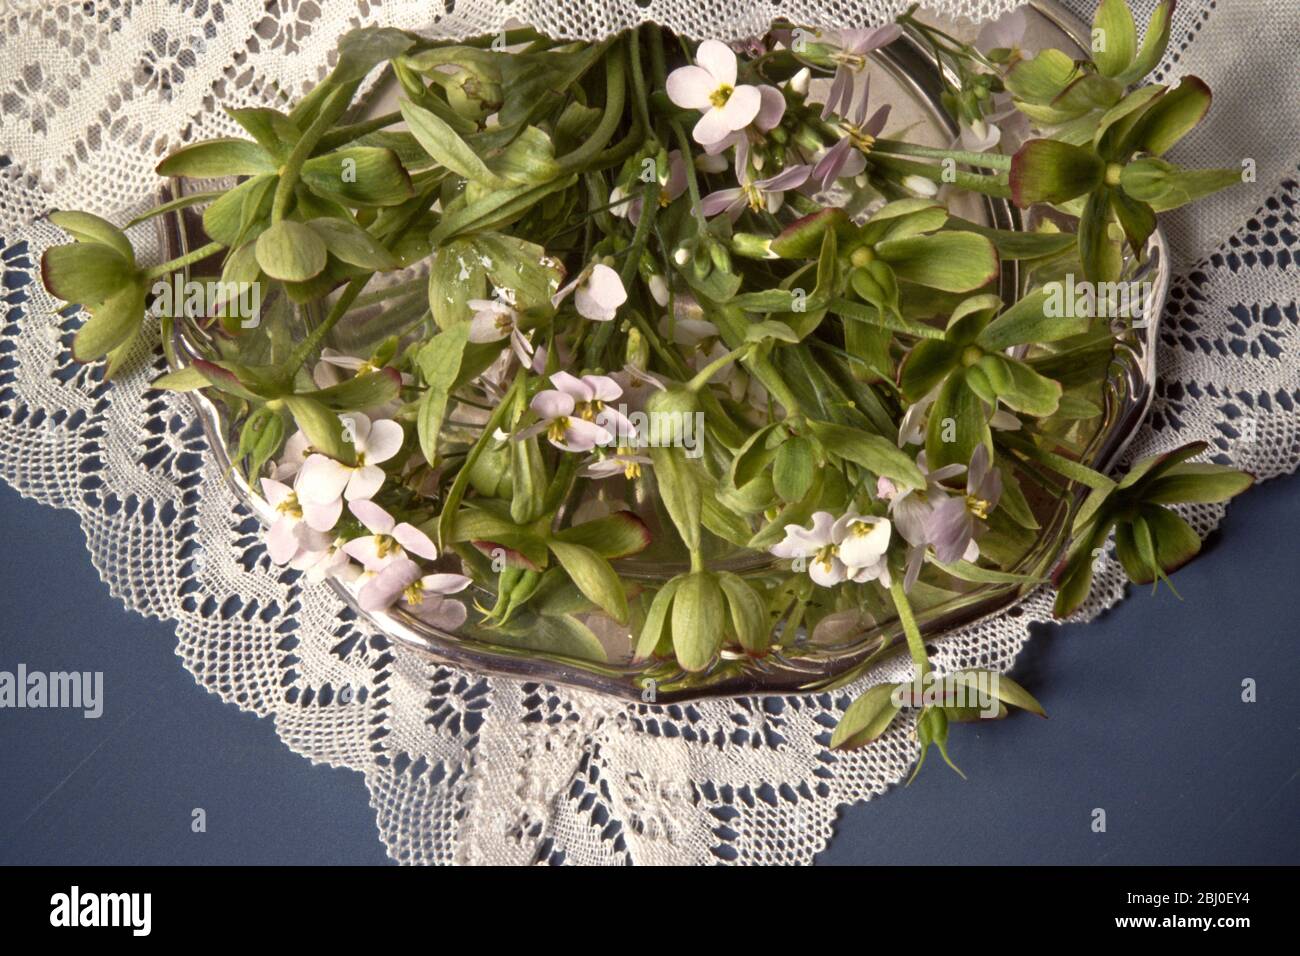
[342,499,440,572]
[959,117,1002,153]
[666,39,764,146]
[293,414,404,529]
[466,297,535,367]
[355,555,471,629]
[271,430,311,481]
[770,511,893,587]
[515,371,633,452]
[552,262,627,322]
[260,478,334,565]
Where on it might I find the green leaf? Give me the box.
[952,670,1046,717]
[469,233,565,313]
[1052,73,1124,115]
[236,404,286,481]
[150,366,210,392]
[1004,48,1079,104]
[1052,519,1113,618]
[807,420,925,489]
[925,372,990,470]
[1095,85,1167,158]
[415,323,471,464]
[72,279,146,362]
[48,211,134,263]
[876,232,998,293]
[428,239,487,330]
[1091,0,1137,78]
[487,125,560,185]
[830,683,903,750]
[833,296,946,341]
[976,288,1089,351]
[332,27,416,84]
[156,138,276,178]
[400,99,508,187]
[1142,504,1202,577]
[770,208,851,259]
[946,218,1077,260]
[305,369,401,412]
[255,219,328,282]
[201,174,275,247]
[1010,139,1105,207]
[899,338,962,401]
[1118,441,1207,490]
[41,242,133,306]
[977,354,1062,417]
[1078,187,1119,283]
[300,147,414,207]
[306,217,400,270]
[1121,160,1239,212]
[1119,75,1212,158]
[226,107,300,160]
[717,572,770,655]
[1143,463,1254,505]
[1110,187,1158,250]
[634,577,682,661]
[671,571,725,672]
[547,540,628,625]
[283,395,356,465]
[1116,0,1175,86]
[553,512,652,559]
[773,435,816,502]
[650,445,702,552]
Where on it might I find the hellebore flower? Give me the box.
[666,40,764,146]
[552,262,627,322]
[294,414,404,528]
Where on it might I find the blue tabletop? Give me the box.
[0,474,1296,866]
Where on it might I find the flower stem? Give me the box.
[870,152,1010,199]
[873,138,1012,171]
[272,83,356,222]
[556,47,627,175]
[144,241,225,280]
[685,344,751,392]
[889,576,930,679]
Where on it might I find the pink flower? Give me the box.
[261,477,335,564]
[814,75,890,190]
[342,499,439,572]
[700,163,812,220]
[293,414,404,529]
[666,40,765,146]
[271,430,310,482]
[516,371,633,452]
[356,555,471,629]
[614,150,689,225]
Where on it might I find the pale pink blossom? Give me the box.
[342,499,439,572]
[666,40,765,146]
[552,262,627,322]
[294,414,404,529]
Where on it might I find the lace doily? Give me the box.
[1,0,1296,865]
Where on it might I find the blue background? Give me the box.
[0,474,1296,866]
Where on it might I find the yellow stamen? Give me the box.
[276,492,303,520]
[375,534,398,558]
[966,495,991,520]
[547,417,570,443]
[403,582,425,605]
[709,84,734,108]
[574,399,604,422]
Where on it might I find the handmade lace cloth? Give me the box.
[1,0,1297,865]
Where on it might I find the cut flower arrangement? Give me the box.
[40,0,1254,772]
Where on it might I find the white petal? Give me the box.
[695,39,737,88]
[809,555,847,587]
[362,419,404,464]
[301,497,343,533]
[348,498,395,535]
[666,65,716,110]
[584,263,627,311]
[839,519,892,567]
[260,477,293,509]
[530,388,575,421]
[421,573,472,595]
[393,522,438,561]
[582,373,623,403]
[693,107,735,147]
[345,464,386,502]
[295,455,351,504]
[267,516,301,565]
[468,310,510,343]
[342,535,390,572]
[550,371,594,402]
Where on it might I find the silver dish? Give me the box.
[161,1,1166,702]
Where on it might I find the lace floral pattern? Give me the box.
[1,0,1297,865]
